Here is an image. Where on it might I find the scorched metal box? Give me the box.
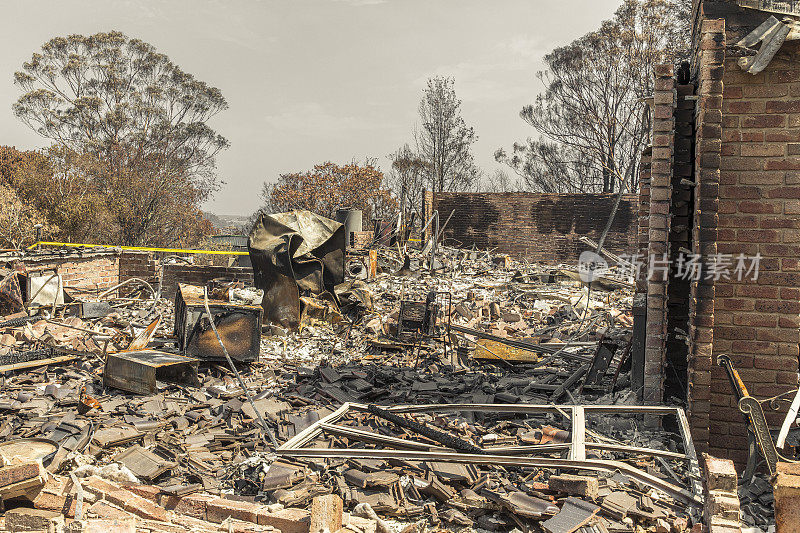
[174,283,262,362]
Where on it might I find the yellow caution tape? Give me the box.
[28,241,249,256]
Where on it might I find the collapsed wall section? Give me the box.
[9,250,122,295]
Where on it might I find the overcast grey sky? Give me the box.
[1,0,622,216]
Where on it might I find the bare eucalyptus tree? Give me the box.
[417,77,480,193]
[497,0,691,194]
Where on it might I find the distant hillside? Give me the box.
[204,212,251,233]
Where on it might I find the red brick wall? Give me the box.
[431,192,638,263]
[644,64,676,405]
[16,253,121,295]
[351,231,373,249]
[118,252,161,284]
[637,147,652,294]
[688,17,725,456]
[424,189,434,242]
[708,48,800,463]
[119,252,253,299]
[11,251,256,302]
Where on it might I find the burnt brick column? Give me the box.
[644,64,676,404]
[665,84,696,404]
[688,18,724,455]
[637,147,652,295]
[423,190,434,241]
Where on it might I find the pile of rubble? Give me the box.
[0,246,758,532]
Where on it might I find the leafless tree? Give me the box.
[495,141,599,193]
[387,144,429,222]
[498,0,690,194]
[480,169,518,193]
[417,77,480,193]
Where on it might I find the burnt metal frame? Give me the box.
[277,403,703,506]
[174,284,262,362]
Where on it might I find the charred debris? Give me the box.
[0,210,740,533]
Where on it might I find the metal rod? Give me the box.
[359,403,682,415]
[569,406,586,460]
[203,288,277,448]
[368,403,483,454]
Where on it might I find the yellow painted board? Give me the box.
[473,339,541,362]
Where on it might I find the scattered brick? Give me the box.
[309,494,343,533]
[547,474,599,500]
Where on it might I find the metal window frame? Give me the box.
[277,403,703,506]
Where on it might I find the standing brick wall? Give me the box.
[15,253,121,296]
[688,16,725,457]
[644,64,676,405]
[16,251,256,301]
[423,189,435,242]
[637,147,652,295]
[708,48,800,463]
[351,231,373,249]
[118,252,161,284]
[431,192,638,263]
